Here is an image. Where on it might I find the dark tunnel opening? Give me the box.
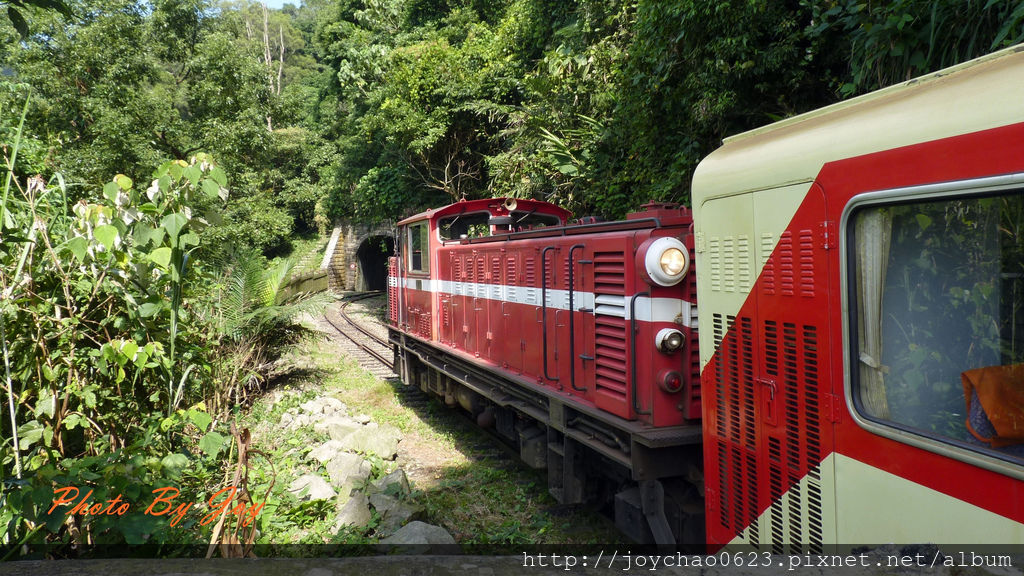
[357,235,395,291]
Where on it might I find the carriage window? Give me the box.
[850,192,1024,465]
[407,222,429,273]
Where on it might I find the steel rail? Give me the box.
[323,292,395,371]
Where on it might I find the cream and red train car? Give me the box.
[390,44,1024,549]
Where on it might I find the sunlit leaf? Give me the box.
[149,246,172,268]
[161,212,187,241]
[94,224,118,251]
[184,166,201,185]
[189,409,212,433]
[199,431,226,457]
[103,182,120,203]
[209,166,227,187]
[139,302,164,317]
[160,453,190,478]
[66,236,89,262]
[202,179,221,200]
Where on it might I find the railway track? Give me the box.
[322,293,516,462]
[322,291,396,379]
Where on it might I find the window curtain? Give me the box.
[856,209,892,419]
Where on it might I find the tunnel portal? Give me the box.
[357,235,395,291]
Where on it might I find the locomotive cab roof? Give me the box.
[396,198,572,229]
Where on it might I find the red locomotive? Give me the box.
[388,45,1024,549]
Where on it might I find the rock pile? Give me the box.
[277,393,454,546]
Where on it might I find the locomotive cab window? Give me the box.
[407,221,429,274]
[438,210,563,240]
[848,189,1024,468]
[439,212,491,240]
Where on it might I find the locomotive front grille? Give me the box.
[594,251,628,402]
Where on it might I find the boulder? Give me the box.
[341,422,401,460]
[321,418,362,442]
[333,493,372,531]
[376,499,424,536]
[320,397,347,415]
[371,469,410,497]
[368,493,398,516]
[380,521,455,554]
[287,474,336,501]
[326,452,371,491]
[306,440,348,464]
[284,412,312,431]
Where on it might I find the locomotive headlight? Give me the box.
[656,328,685,353]
[642,237,690,286]
[660,248,687,276]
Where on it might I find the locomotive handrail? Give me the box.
[568,244,587,393]
[630,292,652,415]
[541,245,560,384]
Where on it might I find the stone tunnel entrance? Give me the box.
[357,235,395,291]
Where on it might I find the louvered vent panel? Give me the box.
[417,313,431,339]
[769,437,785,554]
[712,313,759,541]
[803,325,823,554]
[764,320,823,554]
[595,316,628,399]
[387,259,399,324]
[709,234,752,294]
[709,237,722,292]
[714,313,730,530]
[799,230,815,297]
[761,232,775,296]
[783,323,802,552]
[722,237,735,292]
[738,235,752,292]
[525,257,536,304]
[594,252,626,295]
[594,251,628,399]
[740,318,758,544]
[491,256,502,298]
[765,321,779,377]
[779,231,794,296]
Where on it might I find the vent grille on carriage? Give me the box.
[764,321,823,554]
[594,251,627,399]
[713,313,759,542]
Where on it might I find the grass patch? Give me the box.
[238,323,627,549]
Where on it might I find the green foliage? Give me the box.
[1,0,72,38]
[1,0,334,258]
[200,247,329,414]
[0,121,320,555]
[807,0,1024,96]
[0,142,233,553]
